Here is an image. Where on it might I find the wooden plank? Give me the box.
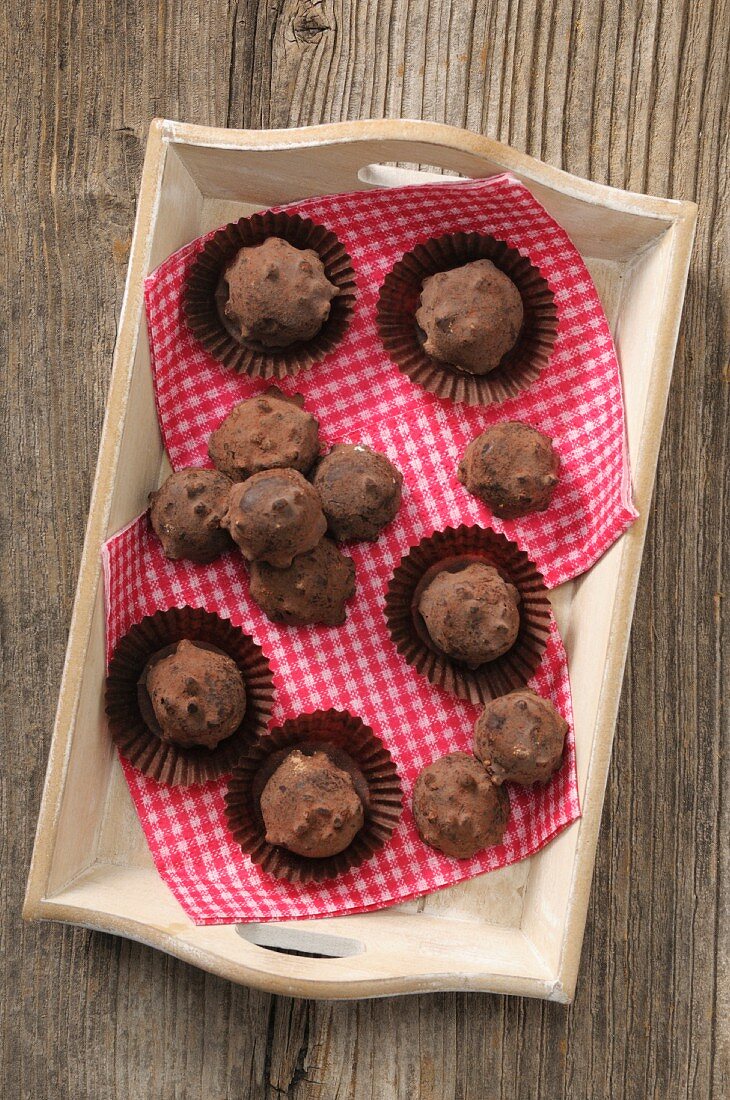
[2,2,727,1099]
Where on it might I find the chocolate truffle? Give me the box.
[458,421,559,519]
[145,640,246,749]
[223,236,338,348]
[148,468,234,564]
[260,749,365,857]
[412,752,510,858]
[474,689,568,785]
[418,562,520,669]
[221,468,327,568]
[249,537,355,626]
[416,259,524,376]
[208,388,320,481]
[312,444,403,541]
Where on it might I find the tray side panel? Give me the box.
[33,863,559,1001]
[170,126,673,261]
[23,124,168,912]
[42,145,205,896]
[521,214,697,992]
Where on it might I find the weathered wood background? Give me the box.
[2,1,728,1097]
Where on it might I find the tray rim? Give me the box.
[23,117,698,1001]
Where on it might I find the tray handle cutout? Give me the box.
[236,924,365,959]
[357,163,472,188]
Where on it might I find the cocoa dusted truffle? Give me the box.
[458,421,559,518]
[260,749,365,857]
[474,689,568,785]
[223,236,338,348]
[208,388,320,481]
[418,562,520,669]
[221,468,326,568]
[312,444,403,542]
[148,468,234,564]
[416,259,524,376]
[412,752,510,858]
[249,537,355,626]
[145,640,246,749]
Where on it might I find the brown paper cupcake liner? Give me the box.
[182,211,356,379]
[224,709,403,883]
[384,525,551,704]
[105,607,275,786]
[375,232,558,406]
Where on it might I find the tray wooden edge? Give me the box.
[159,116,698,222]
[553,198,697,1000]
[23,896,567,1002]
[23,118,698,1003]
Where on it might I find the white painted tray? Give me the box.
[24,119,696,1001]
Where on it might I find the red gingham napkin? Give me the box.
[103,513,580,924]
[145,172,637,588]
[98,171,645,925]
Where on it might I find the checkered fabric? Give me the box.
[145,172,637,588]
[103,513,580,924]
[100,172,632,924]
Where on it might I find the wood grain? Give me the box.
[2,1,728,1097]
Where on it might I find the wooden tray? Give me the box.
[23,119,696,1002]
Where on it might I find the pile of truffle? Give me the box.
[149,387,403,627]
[412,688,569,859]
